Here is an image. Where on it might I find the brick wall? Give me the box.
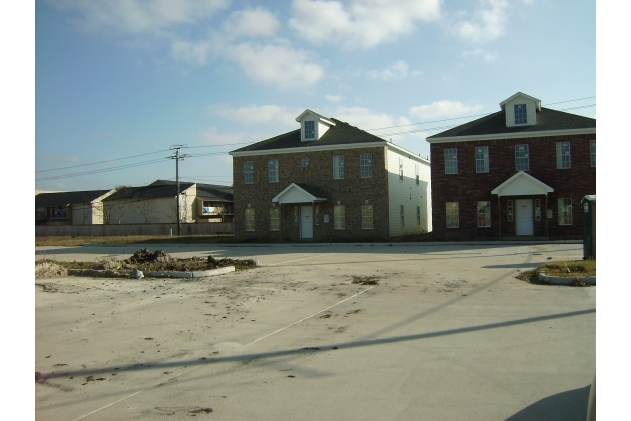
[430,134,596,238]
[233,146,390,241]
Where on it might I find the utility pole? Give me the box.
[168,145,189,235]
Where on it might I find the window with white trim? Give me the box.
[446,202,459,228]
[590,140,596,167]
[293,207,298,226]
[534,199,541,221]
[416,206,421,226]
[333,155,344,179]
[558,198,572,225]
[507,200,514,222]
[415,164,419,185]
[400,204,404,227]
[361,204,373,229]
[399,157,403,181]
[475,146,489,173]
[245,208,255,231]
[514,104,527,125]
[477,201,491,227]
[268,159,279,183]
[304,121,316,140]
[360,153,372,178]
[334,205,346,229]
[244,161,254,184]
[444,148,457,174]
[556,142,571,169]
[515,144,529,171]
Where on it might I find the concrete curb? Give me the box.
[145,266,236,279]
[81,240,582,248]
[538,272,596,286]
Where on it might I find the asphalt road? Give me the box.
[35,242,595,421]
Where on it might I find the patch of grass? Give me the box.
[540,259,596,277]
[516,259,596,284]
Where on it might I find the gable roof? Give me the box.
[272,183,328,204]
[103,182,195,201]
[35,190,112,207]
[295,109,336,126]
[427,107,595,141]
[195,184,233,202]
[500,92,541,110]
[491,171,554,196]
[230,118,386,154]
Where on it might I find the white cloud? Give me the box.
[213,105,302,126]
[325,94,343,102]
[333,107,400,131]
[462,48,498,62]
[199,127,249,146]
[366,60,409,80]
[451,0,509,43]
[224,42,325,88]
[289,0,442,48]
[222,8,280,38]
[409,100,482,120]
[171,39,211,65]
[47,0,229,34]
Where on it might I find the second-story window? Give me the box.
[268,159,279,183]
[515,144,529,171]
[556,142,571,169]
[333,155,344,179]
[590,140,596,167]
[304,121,316,140]
[360,153,372,178]
[415,164,419,185]
[244,161,254,184]
[444,148,458,174]
[475,146,489,173]
[514,104,527,124]
[399,157,403,181]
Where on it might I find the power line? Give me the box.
[366,96,596,132]
[35,158,170,181]
[36,148,172,173]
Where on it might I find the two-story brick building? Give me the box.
[427,92,595,239]
[229,109,431,241]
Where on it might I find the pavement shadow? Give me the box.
[505,385,591,421]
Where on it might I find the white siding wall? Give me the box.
[386,147,431,237]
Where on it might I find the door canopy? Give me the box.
[491,171,554,196]
[272,183,327,204]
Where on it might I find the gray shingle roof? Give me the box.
[427,107,596,139]
[35,190,111,207]
[195,184,233,202]
[103,183,194,201]
[230,118,385,153]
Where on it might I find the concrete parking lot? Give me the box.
[35,242,595,420]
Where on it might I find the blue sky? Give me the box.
[33,0,596,192]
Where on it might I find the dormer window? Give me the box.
[296,109,335,141]
[304,121,316,140]
[514,104,527,125]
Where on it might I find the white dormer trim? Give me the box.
[295,109,336,142]
[500,92,541,128]
[491,171,554,196]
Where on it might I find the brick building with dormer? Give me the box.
[427,92,596,239]
[230,110,431,241]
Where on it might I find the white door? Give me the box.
[515,199,533,235]
[300,206,313,239]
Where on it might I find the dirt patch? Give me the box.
[35,248,258,279]
[350,275,380,285]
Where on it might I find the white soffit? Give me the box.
[491,171,554,196]
[272,183,326,204]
